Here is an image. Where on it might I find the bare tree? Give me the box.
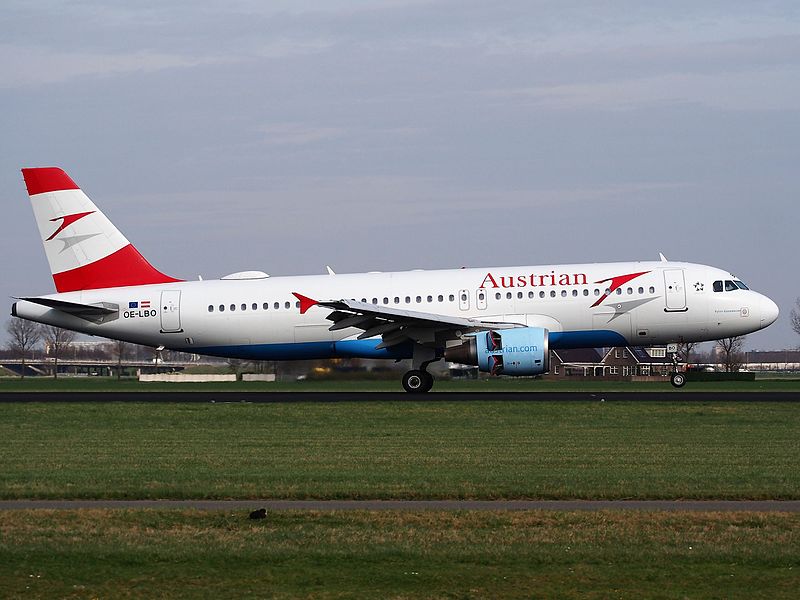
[41,325,76,378]
[6,318,42,378]
[677,342,697,365]
[716,336,746,373]
[791,298,800,343]
[112,339,129,380]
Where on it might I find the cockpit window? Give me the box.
[713,280,723,293]
[734,280,749,290]
[724,280,738,292]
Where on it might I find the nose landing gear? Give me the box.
[668,346,686,388]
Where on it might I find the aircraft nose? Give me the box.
[760,295,779,327]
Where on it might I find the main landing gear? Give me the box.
[402,345,439,393]
[402,369,434,393]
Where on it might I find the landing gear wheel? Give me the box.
[402,369,434,393]
[670,372,686,388]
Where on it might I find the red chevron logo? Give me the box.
[46,211,95,241]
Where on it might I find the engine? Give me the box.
[444,327,549,376]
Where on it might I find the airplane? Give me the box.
[11,167,779,392]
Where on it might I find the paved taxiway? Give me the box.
[1,500,799,511]
[0,391,798,402]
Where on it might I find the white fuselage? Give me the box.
[14,260,779,362]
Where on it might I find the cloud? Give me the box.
[258,123,346,145]
[0,45,232,89]
[481,67,800,111]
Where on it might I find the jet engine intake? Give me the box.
[444,327,549,376]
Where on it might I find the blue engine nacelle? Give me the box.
[444,327,550,376]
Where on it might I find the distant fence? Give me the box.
[242,374,276,382]
[686,372,757,382]
[139,374,237,383]
[138,373,276,383]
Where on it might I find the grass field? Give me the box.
[2,375,800,392]
[0,509,797,599]
[1,401,798,500]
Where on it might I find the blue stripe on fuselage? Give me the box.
[191,339,414,361]
[189,330,626,361]
[549,330,628,349]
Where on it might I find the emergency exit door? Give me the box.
[160,290,182,332]
[663,269,687,311]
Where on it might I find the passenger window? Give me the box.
[274,302,279,310]
[615,289,622,295]
[208,305,214,312]
[449,294,455,302]
[725,280,737,292]
[372,298,378,304]
[427,295,432,302]
[394,297,400,304]
[713,281,723,292]
[263,303,269,310]
[383,297,389,304]
[438,295,444,302]
[627,288,632,295]
[495,293,501,300]
[405,296,411,303]
[550,291,556,298]
[649,286,655,294]
[528,291,534,299]
[285,301,291,309]
[638,287,643,294]
[506,292,512,300]
[540,291,545,298]
[219,305,225,312]
[572,290,578,297]
[461,293,468,301]
[583,289,589,296]
[561,290,567,297]
[241,303,247,311]
[230,304,236,311]
[594,289,600,296]
[416,296,422,303]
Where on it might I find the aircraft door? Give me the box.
[663,269,687,311]
[476,288,488,310]
[160,290,182,332]
[458,289,470,311]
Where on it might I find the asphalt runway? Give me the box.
[1,499,799,512]
[0,391,799,402]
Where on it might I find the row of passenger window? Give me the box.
[494,286,657,300]
[209,301,301,313]
[206,285,658,314]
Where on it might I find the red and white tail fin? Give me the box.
[21,167,181,292]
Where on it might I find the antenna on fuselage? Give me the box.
[326,266,336,275]
[659,253,668,262]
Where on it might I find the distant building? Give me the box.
[550,346,673,378]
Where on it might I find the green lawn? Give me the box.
[1,376,800,392]
[1,401,798,500]
[0,509,797,599]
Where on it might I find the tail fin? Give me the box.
[21,167,181,292]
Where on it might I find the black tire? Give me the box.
[670,372,687,388]
[402,369,434,393]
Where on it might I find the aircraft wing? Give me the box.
[17,297,119,324]
[293,293,522,349]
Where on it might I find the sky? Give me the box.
[1,0,798,350]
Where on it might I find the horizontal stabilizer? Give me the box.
[17,297,119,324]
